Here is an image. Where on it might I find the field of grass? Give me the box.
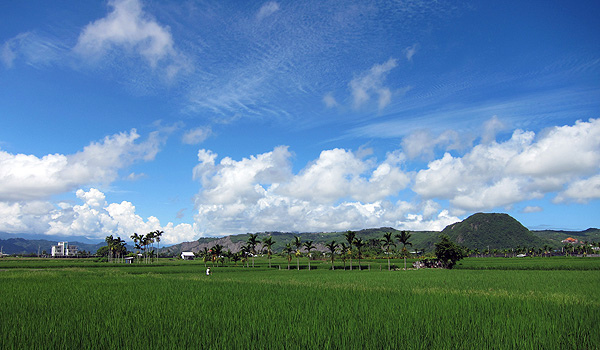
[1,257,598,349]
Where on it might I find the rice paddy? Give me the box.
[1,257,598,349]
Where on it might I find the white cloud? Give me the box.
[555,175,600,203]
[0,188,196,244]
[414,119,600,211]
[192,146,421,235]
[323,92,339,108]
[182,127,212,145]
[257,2,280,21]
[404,43,419,61]
[74,0,182,70]
[522,206,543,213]
[401,129,461,159]
[349,58,398,110]
[481,115,506,144]
[0,129,161,201]
[1,32,68,68]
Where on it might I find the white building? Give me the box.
[51,242,78,257]
[181,252,195,260]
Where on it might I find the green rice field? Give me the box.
[1,257,598,349]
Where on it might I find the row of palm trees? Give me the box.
[129,230,163,263]
[202,231,414,271]
[104,235,127,263]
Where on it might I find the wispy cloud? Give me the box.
[182,127,212,145]
[404,43,419,61]
[349,58,398,110]
[256,2,280,21]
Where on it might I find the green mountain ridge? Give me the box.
[441,213,549,250]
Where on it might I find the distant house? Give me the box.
[561,237,579,244]
[51,242,78,257]
[181,252,195,260]
[125,257,135,264]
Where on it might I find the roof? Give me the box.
[181,252,195,256]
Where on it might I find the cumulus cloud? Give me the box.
[192,146,424,235]
[74,0,185,73]
[414,119,600,211]
[257,2,280,21]
[0,129,161,201]
[555,175,600,204]
[349,58,398,110]
[0,188,196,244]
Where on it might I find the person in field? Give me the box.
[206,267,211,276]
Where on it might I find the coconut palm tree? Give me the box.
[381,232,396,271]
[262,236,276,268]
[293,236,302,270]
[353,238,365,270]
[247,233,260,268]
[303,240,316,270]
[395,231,412,270]
[325,240,338,270]
[343,231,356,270]
[283,244,293,270]
[211,244,223,266]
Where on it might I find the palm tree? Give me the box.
[240,244,252,268]
[231,252,241,266]
[105,235,115,263]
[247,233,260,268]
[294,236,302,270]
[325,240,338,270]
[262,236,276,268]
[282,244,293,270]
[381,232,396,271]
[396,231,412,270]
[353,238,365,270]
[343,231,356,270]
[154,230,163,260]
[339,243,348,270]
[211,244,223,266]
[303,240,316,270]
[130,233,143,263]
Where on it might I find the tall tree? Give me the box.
[343,231,356,270]
[283,244,293,270]
[154,230,163,260]
[325,240,338,270]
[381,232,396,271]
[395,231,412,270]
[303,240,316,271]
[353,238,365,270]
[339,243,348,270]
[105,235,115,263]
[247,233,260,268]
[262,236,276,268]
[130,233,143,263]
[294,236,302,270]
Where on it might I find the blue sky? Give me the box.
[1,0,599,244]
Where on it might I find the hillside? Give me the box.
[0,238,105,255]
[532,228,600,244]
[441,213,549,250]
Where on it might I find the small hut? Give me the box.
[181,252,195,260]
